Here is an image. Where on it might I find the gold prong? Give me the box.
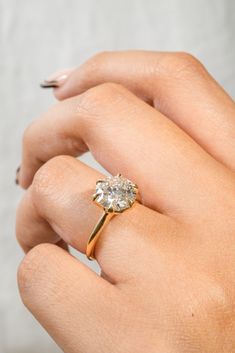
[117,207,126,214]
[92,193,98,201]
[128,199,134,208]
[107,206,114,213]
[133,190,138,197]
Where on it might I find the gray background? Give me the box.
[0,0,234,352]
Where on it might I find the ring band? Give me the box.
[86,174,138,260]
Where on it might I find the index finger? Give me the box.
[50,51,235,171]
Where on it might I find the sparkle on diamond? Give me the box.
[94,175,137,212]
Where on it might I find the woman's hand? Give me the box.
[16,51,235,353]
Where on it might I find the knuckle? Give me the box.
[77,82,127,116]
[90,50,110,63]
[85,51,111,71]
[176,51,202,68]
[17,244,53,300]
[161,52,205,78]
[79,51,111,85]
[91,82,126,98]
[31,155,73,199]
[174,51,200,64]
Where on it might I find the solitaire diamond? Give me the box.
[94,174,138,213]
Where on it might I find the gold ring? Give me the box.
[86,174,138,260]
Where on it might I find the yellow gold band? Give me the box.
[86,211,114,260]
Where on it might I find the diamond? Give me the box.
[94,174,138,213]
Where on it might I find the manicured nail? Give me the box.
[15,166,20,185]
[40,68,72,88]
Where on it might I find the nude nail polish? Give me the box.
[15,166,20,185]
[40,68,73,88]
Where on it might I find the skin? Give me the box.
[16,51,235,353]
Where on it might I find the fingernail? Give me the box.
[40,68,73,88]
[15,166,20,185]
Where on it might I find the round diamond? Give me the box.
[94,175,137,212]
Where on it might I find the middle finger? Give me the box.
[19,83,231,219]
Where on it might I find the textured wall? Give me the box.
[0,0,235,352]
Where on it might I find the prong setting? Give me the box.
[92,193,98,201]
[93,174,138,213]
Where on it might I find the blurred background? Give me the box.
[0,0,235,352]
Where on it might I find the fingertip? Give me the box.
[40,68,75,100]
[52,76,76,101]
[15,165,28,189]
[53,86,67,101]
[15,166,21,185]
[18,167,33,190]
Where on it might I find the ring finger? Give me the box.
[16,156,174,281]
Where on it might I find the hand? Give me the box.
[16,51,235,353]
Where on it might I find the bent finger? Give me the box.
[18,243,116,353]
[19,83,233,219]
[16,156,173,281]
[52,51,235,171]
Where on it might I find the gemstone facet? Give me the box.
[94,174,138,213]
